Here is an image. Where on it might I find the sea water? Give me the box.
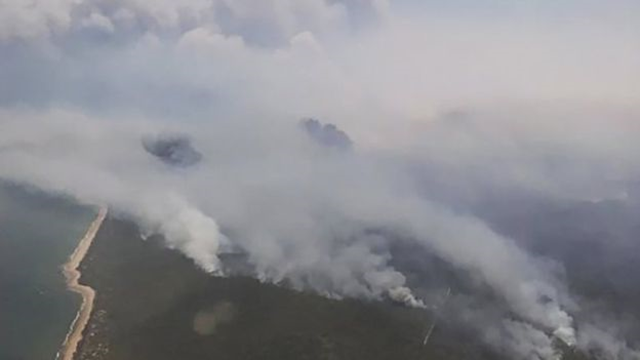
[0,184,94,360]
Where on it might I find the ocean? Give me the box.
[0,183,94,360]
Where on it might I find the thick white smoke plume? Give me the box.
[1,1,640,359]
[3,106,638,358]
[137,194,224,274]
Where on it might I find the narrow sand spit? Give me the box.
[56,207,107,360]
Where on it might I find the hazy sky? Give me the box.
[0,0,638,141]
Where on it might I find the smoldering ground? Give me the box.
[1,1,640,359]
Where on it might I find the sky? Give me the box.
[0,1,639,359]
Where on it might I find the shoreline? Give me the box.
[56,207,108,360]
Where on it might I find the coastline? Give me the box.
[56,207,108,360]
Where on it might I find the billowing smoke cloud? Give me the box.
[3,106,639,358]
[1,1,639,359]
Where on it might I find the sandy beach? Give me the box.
[56,207,107,360]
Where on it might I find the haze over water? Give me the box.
[0,183,93,360]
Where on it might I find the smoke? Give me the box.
[490,320,561,360]
[301,118,353,150]
[137,194,224,274]
[142,134,203,167]
[578,323,640,360]
[1,1,640,359]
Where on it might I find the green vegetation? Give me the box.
[75,217,501,360]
